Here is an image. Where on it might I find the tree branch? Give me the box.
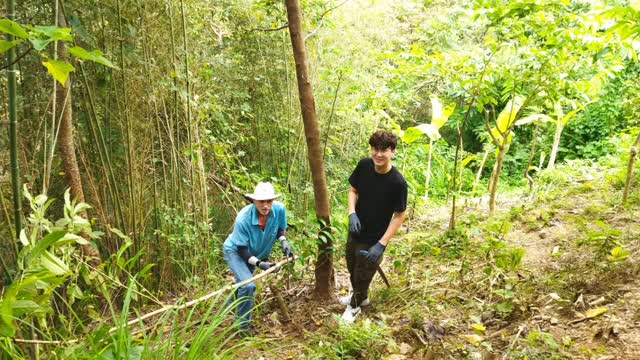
[0,46,32,71]
[248,23,289,32]
[305,0,349,41]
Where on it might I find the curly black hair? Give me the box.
[368,130,398,150]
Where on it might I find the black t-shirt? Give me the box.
[349,158,408,245]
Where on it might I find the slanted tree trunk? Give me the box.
[7,0,22,239]
[623,132,640,203]
[285,0,334,299]
[424,139,433,202]
[448,127,463,230]
[472,147,490,196]
[524,122,540,191]
[56,9,100,262]
[488,143,507,215]
[547,120,564,169]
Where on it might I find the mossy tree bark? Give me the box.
[56,8,100,262]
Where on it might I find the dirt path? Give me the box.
[253,181,640,359]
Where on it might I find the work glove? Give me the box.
[348,213,361,236]
[365,242,386,263]
[280,237,295,259]
[258,261,279,273]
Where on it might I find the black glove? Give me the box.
[348,213,361,236]
[280,238,294,258]
[366,242,386,263]
[258,261,279,273]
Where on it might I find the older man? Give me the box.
[223,182,294,333]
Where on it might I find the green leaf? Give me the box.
[40,250,70,275]
[461,155,476,168]
[31,231,66,258]
[607,246,631,262]
[12,300,44,316]
[0,39,22,54]
[401,126,426,144]
[0,19,29,39]
[30,38,52,51]
[32,25,73,42]
[68,46,119,69]
[42,60,75,85]
[55,233,89,246]
[495,302,513,313]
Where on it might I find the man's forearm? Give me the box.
[378,211,406,246]
[348,187,358,214]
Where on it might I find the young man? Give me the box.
[223,182,294,333]
[341,130,408,323]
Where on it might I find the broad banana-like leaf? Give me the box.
[416,123,441,141]
[496,96,525,133]
[430,95,455,129]
[461,155,477,168]
[561,101,592,126]
[515,114,554,126]
[402,123,441,144]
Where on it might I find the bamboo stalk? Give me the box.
[116,0,138,244]
[166,0,183,210]
[7,0,22,239]
[79,64,126,232]
[179,0,198,223]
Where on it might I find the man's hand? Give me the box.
[258,261,279,272]
[280,238,294,258]
[366,242,386,263]
[348,213,361,236]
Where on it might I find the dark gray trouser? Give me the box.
[346,235,383,307]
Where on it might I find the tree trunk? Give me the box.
[472,148,490,196]
[448,127,463,230]
[622,132,640,203]
[488,144,507,215]
[285,0,334,299]
[547,120,564,169]
[56,9,100,262]
[524,122,540,191]
[424,140,433,202]
[7,0,22,239]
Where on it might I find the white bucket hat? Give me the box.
[245,182,281,201]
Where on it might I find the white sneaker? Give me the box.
[339,294,370,306]
[340,305,361,323]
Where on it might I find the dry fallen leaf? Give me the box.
[460,334,484,345]
[399,342,412,355]
[585,307,607,319]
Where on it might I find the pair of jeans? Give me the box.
[223,250,256,330]
[345,235,383,307]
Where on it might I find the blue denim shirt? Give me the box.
[223,202,287,260]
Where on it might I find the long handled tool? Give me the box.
[359,250,391,288]
[108,255,297,333]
